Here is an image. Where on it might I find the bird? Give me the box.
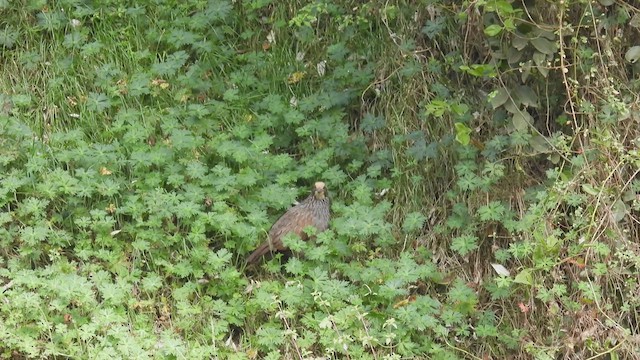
[246,181,331,264]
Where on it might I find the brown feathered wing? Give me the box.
[246,206,315,264]
[246,194,330,264]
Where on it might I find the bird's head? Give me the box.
[313,181,327,200]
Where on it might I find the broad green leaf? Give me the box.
[624,46,640,63]
[484,24,503,37]
[581,184,599,196]
[506,47,523,64]
[12,94,31,107]
[623,190,637,202]
[530,135,551,153]
[451,103,469,116]
[454,122,471,145]
[611,350,619,360]
[459,64,497,78]
[612,199,627,222]
[514,85,538,108]
[425,99,449,116]
[504,98,520,114]
[503,17,516,31]
[512,36,528,50]
[489,88,509,109]
[532,52,546,66]
[514,269,533,285]
[511,111,533,132]
[533,52,549,77]
[531,37,556,55]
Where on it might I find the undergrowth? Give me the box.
[1,0,640,359]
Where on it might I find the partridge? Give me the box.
[246,182,330,264]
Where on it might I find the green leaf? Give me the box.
[612,199,627,222]
[624,46,640,63]
[506,46,523,63]
[514,85,538,108]
[530,37,556,55]
[129,72,151,96]
[532,51,546,67]
[533,52,549,77]
[454,122,471,145]
[425,99,449,117]
[514,269,533,285]
[484,24,503,37]
[167,29,199,46]
[402,211,426,233]
[256,324,285,348]
[581,184,599,196]
[530,135,551,153]
[511,111,533,132]
[205,0,233,21]
[407,137,429,161]
[476,324,499,337]
[489,88,509,109]
[0,26,18,48]
[451,234,478,256]
[151,50,189,76]
[477,201,506,222]
[361,113,386,133]
[283,109,304,124]
[421,17,446,39]
[87,92,111,112]
[512,36,528,51]
[451,102,469,116]
[459,64,497,78]
[12,94,32,107]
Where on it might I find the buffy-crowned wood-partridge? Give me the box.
[246,181,330,264]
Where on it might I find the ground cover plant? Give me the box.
[1,0,640,359]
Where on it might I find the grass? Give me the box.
[2,0,640,359]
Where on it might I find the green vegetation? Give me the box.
[1,0,640,358]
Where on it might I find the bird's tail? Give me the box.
[246,242,272,264]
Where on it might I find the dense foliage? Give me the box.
[1,0,640,358]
